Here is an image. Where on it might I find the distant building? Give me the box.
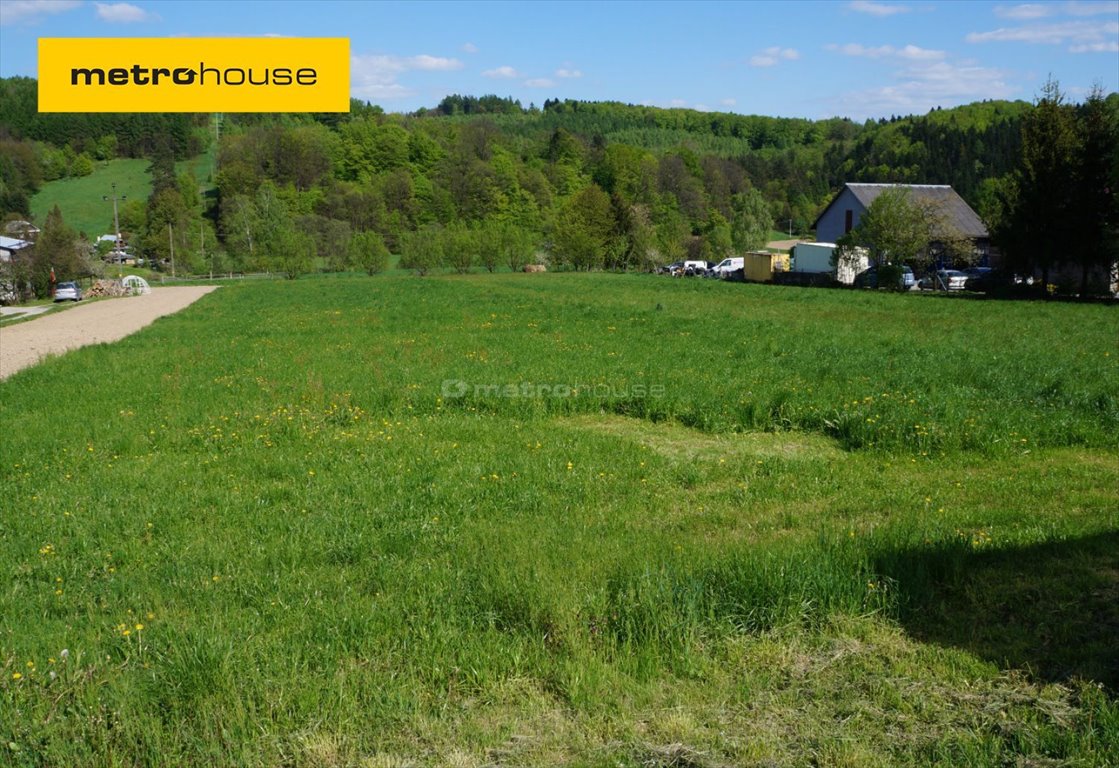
[814,183,990,264]
[0,235,33,263]
[3,220,40,241]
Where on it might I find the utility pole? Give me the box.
[168,223,176,278]
[203,222,211,280]
[103,182,126,258]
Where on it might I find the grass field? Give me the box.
[2,274,1117,766]
[28,145,215,241]
[29,159,153,240]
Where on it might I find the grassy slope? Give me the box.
[29,159,152,239]
[28,132,215,243]
[1,274,1116,766]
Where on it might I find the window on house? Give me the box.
[844,210,853,233]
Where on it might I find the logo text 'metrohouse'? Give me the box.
[70,64,318,87]
[40,37,349,112]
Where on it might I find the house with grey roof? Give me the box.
[814,183,990,264]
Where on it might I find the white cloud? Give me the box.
[408,54,462,71]
[350,53,464,99]
[694,104,710,112]
[524,78,555,88]
[994,4,1052,19]
[669,98,688,108]
[1070,40,1119,51]
[967,19,1119,45]
[827,43,945,60]
[0,0,80,26]
[555,68,582,78]
[461,42,478,53]
[750,46,799,67]
[483,65,519,78]
[95,2,155,22]
[1065,1,1119,16]
[896,44,946,60]
[829,43,894,57]
[836,59,1015,118]
[721,97,737,107]
[849,0,910,16]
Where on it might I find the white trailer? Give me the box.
[791,242,867,285]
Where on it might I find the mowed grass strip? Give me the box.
[1,274,1116,766]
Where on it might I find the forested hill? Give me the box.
[3,74,1114,280]
[1,75,1038,231]
[421,95,1035,214]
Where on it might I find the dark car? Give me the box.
[853,264,915,290]
[962,266,992,281]
[659,261,684,275]
[964,269,1031,294]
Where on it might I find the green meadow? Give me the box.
[2,274,1117,767]
[29,159,153,239]
[28,147,215,241]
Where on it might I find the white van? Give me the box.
[711,257,744,277]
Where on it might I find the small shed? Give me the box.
[742,251,790,282]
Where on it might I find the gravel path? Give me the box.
[0,286,218,380]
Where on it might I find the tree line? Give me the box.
[1,78,1115,294]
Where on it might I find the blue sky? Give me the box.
[1,0,1116,119]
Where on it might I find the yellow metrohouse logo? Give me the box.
[38,38,350,113]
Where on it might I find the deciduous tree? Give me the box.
[350,230,391,275]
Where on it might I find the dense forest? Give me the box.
[1,75,1115,291]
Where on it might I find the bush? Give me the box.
[878,263,905,291]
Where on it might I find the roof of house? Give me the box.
[814,183,989,239]
[0,235,32,251]
[3,220,39,236]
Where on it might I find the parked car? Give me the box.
[53,281,82,302]
[680,260,709,276]
[659,261,684,275]
[710,257,745,278]
[964,269,1031,294]
[853,264,915,290]
[919,269,968,291]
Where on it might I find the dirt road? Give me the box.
[765,239,803,251]
[0,286,218,380]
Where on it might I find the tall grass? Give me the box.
[1,274,1116,765]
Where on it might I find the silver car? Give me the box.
[53,281,82,302]
[919,270,968,291]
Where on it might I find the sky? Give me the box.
[1,0,1117,120]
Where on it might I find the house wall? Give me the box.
[815,188,865,244]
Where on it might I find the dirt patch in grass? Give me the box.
[563,414,843,464]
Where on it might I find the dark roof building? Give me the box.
[814,183,989,249]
